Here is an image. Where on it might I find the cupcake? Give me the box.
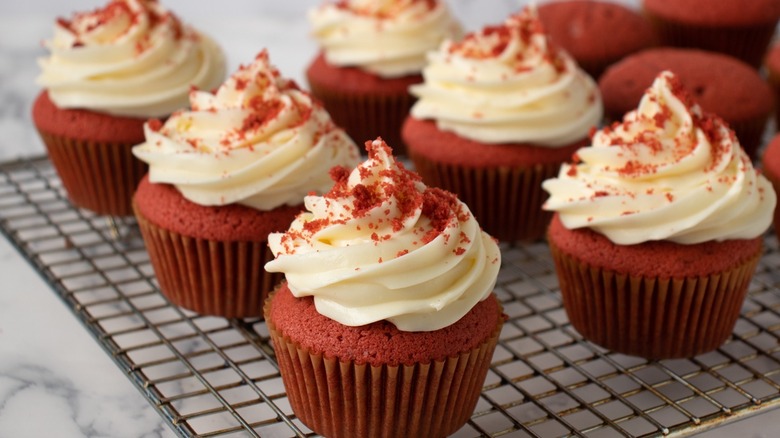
[761,133,780,236]
[264,139,504,438]
[543,71,775,359]
[132,50,360,318]
[537,0,657,79]
[642,0,780,68]
[765,43,780,129]
[402,6,602,243]
[305,0,461,155]
[599,48,775,160]
[32,0,226,216]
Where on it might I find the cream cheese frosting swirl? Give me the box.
[309,0,461,78]
[37,0,226,118]
[409,6,602,146]
[543,71,776,245]
[133,50,360,210]
[265,139,501,332]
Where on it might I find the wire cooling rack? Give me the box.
[2,156,780,438]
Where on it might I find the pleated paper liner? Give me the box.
[307,81,416,156]
[549,239,762,360]
[37,131,147,217]
[134,202,281,318]
[265,292,504,438]
[410,155,560,243]
[645,14,776,68]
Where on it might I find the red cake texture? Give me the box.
[548,213,763,359]
[765,44,780,129]
[599,48,774,158]
[267,283,502,367]
[642,0,780,67]
[538,0,657,79]
[306,52,420,154]
[265,283,504,438]
[761,133,780,234]
[32,91,148,216]
[134,175,301,242]
[402,116,585,243]
[133,176,300,318]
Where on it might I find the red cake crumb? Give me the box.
[267,283,504,367]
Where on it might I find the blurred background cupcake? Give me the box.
[761,133,780,238]
[32,0,226,216]
[403,6,602,243]
[132,50,360,318]
[264,139,504,438]
[642,0,780,68]
[544,71,775,359]
[537,0,657,80]
[765,42,780,130]
[599,48,775,160]
[305,0,461,155]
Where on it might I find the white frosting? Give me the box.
[543,71,776,245]
[132,50,360,210]
[37,0,226,118]
[409,7,602,146]
[309,0,461,78]
[265,139,501,332]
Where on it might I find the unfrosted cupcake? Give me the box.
[543,71,775,359]
[765,43,780,129]
[264,139,504,438]
[132,50,360,318]
[537,0,657,79]
[305,0,461,154]
[32,0,225,216]
[642,0,780,67]
[402,6,602,243]
[761,133,780,237]
[599,48,774,160]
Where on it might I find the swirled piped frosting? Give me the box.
[409,6,602,146]
[309,0,461,78]
[265,139,501,332]
[542,71,776,245]
[37,0,226,118]
[132,50,360,210]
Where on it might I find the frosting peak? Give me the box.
[132,50,360,210]
[543,71,776,244]
[266,139,501,332]
[309,0,461,78]
[409,6,602,146]
[37,0,225,118]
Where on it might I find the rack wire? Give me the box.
[1,156,780,437]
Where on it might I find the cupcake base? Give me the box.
[32,91,148,217]
[403,117,582,243]
[265,284,504,438]
[133,177,300,318]
[306,53,421,155]
[547,215,763,359]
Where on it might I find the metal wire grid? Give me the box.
[1,156,780,438]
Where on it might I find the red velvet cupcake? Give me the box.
[538,0,657,79]
[599,48,775,159]
[264,140,504,437]
[132,51,359,318]
[403,7,602,243]
[642,0,780,67]
[765,43,780,130]
[305,0,461,154]
[543,72,775,359]
[32,0,225,216]
[761,133,780,236]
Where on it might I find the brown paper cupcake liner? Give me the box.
[135,202,281,318]
[549,240,762,359]
[646,15,776,68]
[37,130,147,217]
[410,155,560,243]
[266,303,503,438]
[308,83,415,155]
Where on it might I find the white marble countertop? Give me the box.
[2,1,780,437]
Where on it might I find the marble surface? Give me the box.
[2,1,780,437]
